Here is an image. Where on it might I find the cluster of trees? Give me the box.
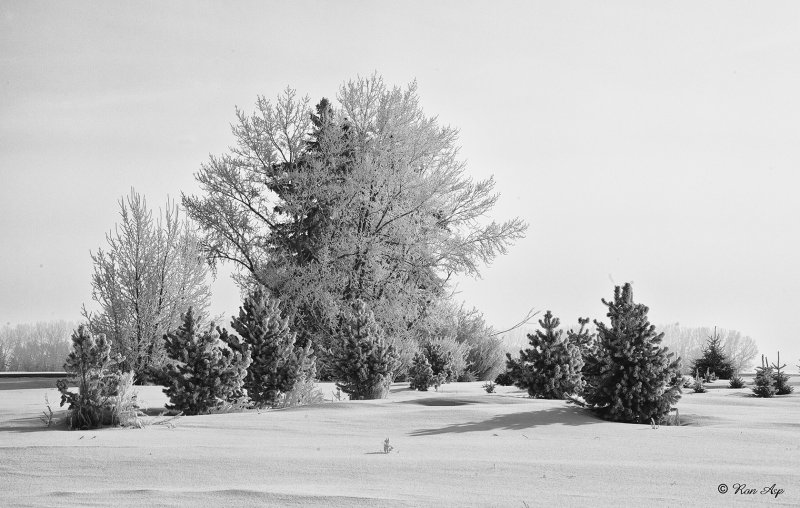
[179,75,524,385]
[0,321,75,371]
[659,323,758,374]
[502,283,683,424]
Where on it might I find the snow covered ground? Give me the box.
[1,379,798,507]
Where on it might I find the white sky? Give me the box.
[1,1,798,367]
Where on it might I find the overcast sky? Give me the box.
[1,1,798,368]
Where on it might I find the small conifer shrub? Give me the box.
[583,283,682,423]
[409,351,435,391]
[230,287,316,408]
[421,341,456,390]
[770,352,793,395]
[506,311,584,399]
[57,325,121,429]
[494,371,514,386]
[692,370,707,393]
[729,375,745,389]
[752,355,776,398]
[162,308,252,415]
[330,300,399,400]
[483,381,496,393]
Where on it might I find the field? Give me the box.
[1,378,798,507]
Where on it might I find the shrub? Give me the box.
[483,381,496,393]
[57,325,121,429]
[274,372,325,409]
[494,371,515,386]
[162,308,252,415]
[506,311,584,399]
[422,340,459,389]
[583,283,682,423]
[769,352,793,395]
[692,371,707,393]
[408,352,435,391]
[752,367,776,397]
[230,287,316,408]
[330,300,399,400]
[729,376,745,389]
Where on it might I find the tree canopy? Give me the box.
[183,75,527,374]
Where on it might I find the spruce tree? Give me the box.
[770,352,793,395]
[752,355,776,398]
[422,341,456,389]
[330,299,399,400]
[584,283,682,423]
[162,308,252,415]
[506,311,584,399]
[230,288,316,408]
[408,351,435,391]
[692,328,734,379]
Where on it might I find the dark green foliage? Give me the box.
[162,308,252,415]
[692,330,734,380]
[408,352,434,391]
[505,311,584,399]
[583,284,682,423]
[769,352,793,395]
[57,325,121,429]
[752,362,776,398]
[331,300,399,400]
[494,371,514,386]
[729,376,745,388]
[230,287,316,408]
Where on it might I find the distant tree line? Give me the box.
[0,321,76,371]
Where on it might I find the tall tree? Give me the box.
[183,75,527,374]
[86,189,211,382]
[584,284,682,423]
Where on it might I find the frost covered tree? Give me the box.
[86,189,211,382]
[183,75,526,376]
[506,311,584,399]
[230,287,315,407]
[162,308,251,415]
[56,325,120,429]
[408,351,435,391]
[330,300,399,400]
[584,284,682,423]
[752,355,776,398]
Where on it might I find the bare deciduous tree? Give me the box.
[85,189,211,381]
[0,321,76,371]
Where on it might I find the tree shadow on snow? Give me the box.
[0,415,70,433]
[409,406,600,436]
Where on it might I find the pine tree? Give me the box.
[408,352,435,391]
[330,300,399,400]
[56,325,121,429]
[162,307,252,415]
[505,311,584,399]
[770,352,793,395]
[584,283,682,423]
[421,341,456,390]
[752,355,776,398]
[230,288,316,408]
[692,328,734,379]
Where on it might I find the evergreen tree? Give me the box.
[584,284,682,423]
[752,355,776,398]
[408,351,435,391]
[421,341,457,389]
[770,352,793,395]
[56,325,121,429]
[331,300,399,399]
[162,308,252,415]
[505,311,584,399]
[230,287,316,408]
[692,328,734,379]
